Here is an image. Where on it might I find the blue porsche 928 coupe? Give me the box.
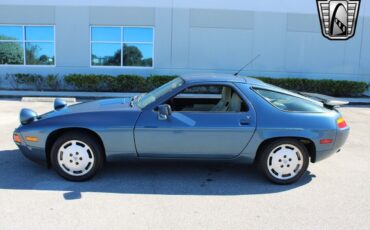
[13,74,349,184]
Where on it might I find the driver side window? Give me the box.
[165,85,248,112]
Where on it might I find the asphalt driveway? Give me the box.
[0,99,369,229]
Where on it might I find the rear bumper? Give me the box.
[315,127,350,162]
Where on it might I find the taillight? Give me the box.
[337,117,347,129]
[320,139,333,144]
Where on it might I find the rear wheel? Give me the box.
[258,139,309,184]
[50,131,104,181]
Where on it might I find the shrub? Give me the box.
[5,73,44,90]
[64,74,114,91]
[253,77,368,97]
[111,75,147,92]
[45,74,62,91]
[146,75,177,90]
[63,74,178,92]
[1,73,367,97]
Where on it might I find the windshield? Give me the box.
[135,77,185,109]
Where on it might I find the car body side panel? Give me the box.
[135,111,256,158]
[235,83,342,163]
[15,110,141,161]
[315,126,349,162]
[134,81,257,159]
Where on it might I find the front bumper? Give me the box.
[15,142,47,167]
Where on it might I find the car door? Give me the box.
[134,83,256,159]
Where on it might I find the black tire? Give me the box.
[50,131,104,181]
[258,139,309,185]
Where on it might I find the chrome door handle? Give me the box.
[240,116,251,125]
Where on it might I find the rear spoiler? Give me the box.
[297,92,349,109]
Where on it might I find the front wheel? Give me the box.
[258,139,309,184]
[50,131,104,181]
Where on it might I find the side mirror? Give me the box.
[158,104,172,120]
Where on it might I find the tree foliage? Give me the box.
[123,44,152,67]
[0,35,23,64]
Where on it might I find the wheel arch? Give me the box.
[45,127,106,167]
[255,136,316,163]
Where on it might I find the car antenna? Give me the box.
[233,54,261,76]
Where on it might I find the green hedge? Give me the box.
[64,74,177,92]
[2,73,368,97]
[146,75,177,90]
[111,75,147,92]
[5,73,62,91]
[254,77,368,97]
[64,74,114,91]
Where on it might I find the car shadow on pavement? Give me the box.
[0,150,315,199]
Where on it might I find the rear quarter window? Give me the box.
[253,88,326,113]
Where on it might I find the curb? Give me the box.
[21,97,77,103]
[339,98,370,105]
[0,90,137,99]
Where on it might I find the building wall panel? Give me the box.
[0,6,55,24]
[188,27,253,70]
[55,7,90,67]
[190,9,254,29]
[89,7,155,26]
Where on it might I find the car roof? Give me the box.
[180,73,266,86]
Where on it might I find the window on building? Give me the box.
[91,26,153,67]
[0,25,55,66]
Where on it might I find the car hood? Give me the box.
[40,98,136,119]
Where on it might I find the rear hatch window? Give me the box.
[253,88,327,113]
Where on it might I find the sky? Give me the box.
[0,25,54,41]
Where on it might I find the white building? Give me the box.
[0,0,369,86]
